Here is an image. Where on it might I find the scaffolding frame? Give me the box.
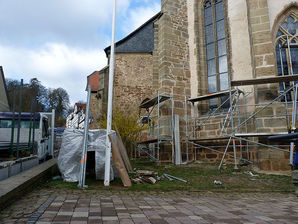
[137,92,174,163]
[185,36,298,169]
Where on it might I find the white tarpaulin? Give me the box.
[58,129,116,182]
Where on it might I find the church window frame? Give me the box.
[203,0,229,110]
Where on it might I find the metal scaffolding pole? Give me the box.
[78,85,91,189]
[16,79,23,159]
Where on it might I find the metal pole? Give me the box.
[243,93,250,160]
[188,141,252,163]
[28,100,34,152]
[16,79,23,159]
[218,137,232,170]
[229,78,238,170]
[9,89,16,157]
[229,135,290,153]
[51,109,55,157]
[287,36,294,76]
[171,92,174,164]
[104,0,117,186]
[77,113,80,129]
[184,96,189,161]
[78,85,91,188]
[289,83,297,165]
[157,92,160,161]
[236,85,295,130]
[32,99,36,154]
[236,93,243,160]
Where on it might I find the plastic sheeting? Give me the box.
[58,129,116,182]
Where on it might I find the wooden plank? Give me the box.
[137,138,158,144]
[235,132,288,137]
[140,95,171,109]
[188,89,237,103]
[116,135,133,172]
[114,123,132,172]
[189,136,230,142]
[231,75,298,86]
[109,134,132,187]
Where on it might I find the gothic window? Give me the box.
[275,13,298,101]
[204,0,229,110]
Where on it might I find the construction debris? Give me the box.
[131,170,188,185]
[214,180,222,185]
[136,170,156,176]
[243,171,259,177]
[131,170,158,184]
[162,174,188,183]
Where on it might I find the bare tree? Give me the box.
[48,88,70,119]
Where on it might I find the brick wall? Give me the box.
[113,53,154,115]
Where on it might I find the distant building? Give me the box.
[66,103,86,129]
[86,71,103,129]
[0,66,10,112]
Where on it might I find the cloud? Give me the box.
[0,0,130,48]
[0,43,107,104]
[121,1,161,35]
[0,0,161,106]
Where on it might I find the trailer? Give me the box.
[0,110,55,161]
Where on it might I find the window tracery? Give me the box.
[275,13,298,101]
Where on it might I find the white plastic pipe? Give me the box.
[104,0,117,186]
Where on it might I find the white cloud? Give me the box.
[0,43,107,104]
[0,0,161,107]
[122,2,161,35]
[0,0,130,48]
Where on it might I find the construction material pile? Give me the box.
[131,170,188,184]
[131,170,158,184]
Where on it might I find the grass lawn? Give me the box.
[45,160,295,193]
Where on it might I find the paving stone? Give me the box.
[72,212,88,217]
[130,214,146,218]
[119,218,134,224]
[189,215,203,220]
[2,189,298,224]
[102,216,118,221]
[71,217,88,222]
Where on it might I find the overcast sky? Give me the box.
[0,0,160,105]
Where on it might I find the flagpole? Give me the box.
[104,0,117,186]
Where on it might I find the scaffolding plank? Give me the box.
[235,132,288,137]
[140,95,171,109]
[188,136,230,142]
[188,132,288,141]
[188,90,237,103]
[137,138,158,144]
[231,75,298,86]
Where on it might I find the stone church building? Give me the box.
[96,0,298,171]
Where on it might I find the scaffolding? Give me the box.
[136,92,174,163]
[185,37,298,170]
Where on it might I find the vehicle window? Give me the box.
[0,120,12,128]
[43,119,49,137]
[0,120,39,128]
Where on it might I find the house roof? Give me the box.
[75,103,86,113]
[0,66,10,111]
[104,12,162,57]
[86,71,100,92]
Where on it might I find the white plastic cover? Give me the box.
[58,129,115,182]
